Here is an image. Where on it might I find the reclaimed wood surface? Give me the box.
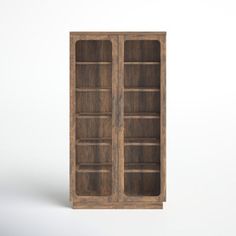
[70,32,166,208]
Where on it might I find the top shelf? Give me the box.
[76,62,160,65]
[76,62,111,65]
[124,62,160,65]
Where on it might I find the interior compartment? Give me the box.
[76,169,112,196]
[76,91,111,113]
[76,40,112,62]
[76,64,111,88]
[125,145,160,163]
[125,118,160,139]
[124,40,160,62]
[124,91,160,113]
[76,118,111,140]
[76,145,111,164]
[124,64,160,88]
[124,172,160,196]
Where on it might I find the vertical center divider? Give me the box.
[118,35,125,201]
[111,36,119,201]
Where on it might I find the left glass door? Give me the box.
[70,35,119,206]
[76,40,112,196]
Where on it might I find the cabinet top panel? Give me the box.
[70,32,166,36]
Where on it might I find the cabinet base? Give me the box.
[72,201,163,209]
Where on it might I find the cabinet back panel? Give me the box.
[124,172,160,196]
[76,118,111,139]
[124,92,160,113]
[124,64,160,88]
[124,40,160,62]
[76,64,112,88]
[76,171,112,196]
[125,146,160,163]
[76,91,111,113]
[124,119,160,139]
[76,145,111,164]
[76,40,112,62]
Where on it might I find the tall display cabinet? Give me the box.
[70,32,166,209]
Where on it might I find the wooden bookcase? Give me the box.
[70,32,166,209]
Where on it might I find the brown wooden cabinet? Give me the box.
[70,32,166,209]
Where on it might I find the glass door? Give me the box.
[71,35,119,204]
[118,35,165,202]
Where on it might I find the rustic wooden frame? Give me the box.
[70,32,166,209]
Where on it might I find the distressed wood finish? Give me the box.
[70,32,166,209]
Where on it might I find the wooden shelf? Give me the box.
[124,113,160,119]
[77,169,111,173]
[76,112,112,116]
[76,88,111,92]
[125,138,159,142]
[125,162,159,166]
[78,163,111,166]
[125,163,160,173]
[77,113,159,119]
[125,169,160,173]
[125,138,160,146]
[124,62,160,65]
[76,143,111,146]
[124,88,160,92]
[76,113,111,119]
[77,163,111,173]
[77,138,111,142]
[76,139,111,146]
[76,62,112,65]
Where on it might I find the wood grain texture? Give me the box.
[76,64,112,88]
[70,32,166,208]
[125,145,160,163]
[124,40,160,62]
[70,35,76,203]
[111,36,119,202]
[76,170,112,196]
[124,64,160,88]
[124,172,161,196]
[160,34,166,202]
[124,91,160,113]
[76,145,111,163]
[76,40,112,62]
[118,35,125,202]
[72,201,163,209]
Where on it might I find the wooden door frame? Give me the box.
[118,33,166,204]
[70,33,119,207]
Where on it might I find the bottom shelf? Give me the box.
[76,170,112,196]
[125,162,160,173]
[124,172,160,196]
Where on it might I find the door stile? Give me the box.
[118,35,125,201]
[111,36,119,202]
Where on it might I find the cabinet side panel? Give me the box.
[70,35,77,203]
[160,35,166,201]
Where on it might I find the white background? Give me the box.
[0,0,236,235]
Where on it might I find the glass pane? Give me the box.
[124,40,161,196]
[75,40,112,196]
